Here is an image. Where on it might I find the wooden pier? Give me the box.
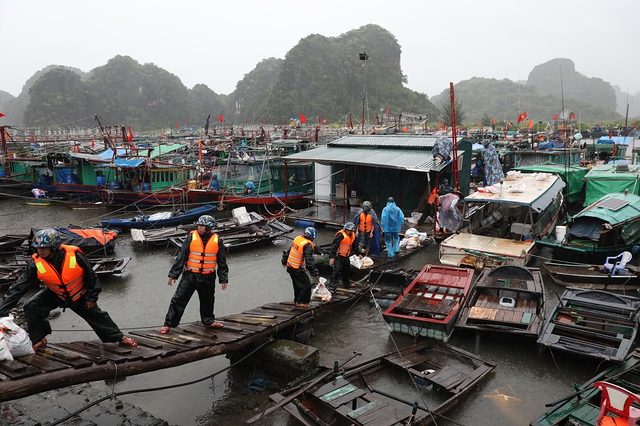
[0,283,370,402]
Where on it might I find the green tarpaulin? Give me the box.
[583,164,640,206]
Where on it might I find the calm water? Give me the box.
[0,198,616,425]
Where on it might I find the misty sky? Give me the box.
[2,0,639,99]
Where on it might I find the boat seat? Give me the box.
[594,381,640,426]
[603,251,633,276]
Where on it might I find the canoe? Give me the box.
[382,264,474,342]
[456,265,545,338]
[100,204,217,230]
[25,198,51,206]
[261,340,496,426]
[91,257,131,275]
[539,260,640,290]
[537,287,640,362]
[531,348,640,426]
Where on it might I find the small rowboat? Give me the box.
[539,260,640,290]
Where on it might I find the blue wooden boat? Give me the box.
[537,192,640,264]
[100,204,217,230]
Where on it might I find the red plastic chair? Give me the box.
[594,381,640,426]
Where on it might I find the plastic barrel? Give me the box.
[134,185,141,192]
[96,176,107,186]
[555,226,567,243]
[294,220,316,228]
[142,183,150,191]
[109,181,122,190]
[0,169,6,178]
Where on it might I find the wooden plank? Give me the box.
[17,354,70,373]
[55,343,114,364]
[78,342,161,362]
[129,331,207,349]
[346,399,389,420]
[359,405,406,426]
[452,364,493,394]
[40,345,94,369]
[321,385,366,408]
[124,334,181,355]
[82,341,143,360]
[311,377,350,398]
[0,360,42,380]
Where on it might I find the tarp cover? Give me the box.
[29,227,118,256]
[515,164,587,204]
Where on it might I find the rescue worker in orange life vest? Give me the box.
[328,222,357,293]
[353,201,382,257]
[281,227,319,308]
[160,215,228,334]
[0,229,138,351]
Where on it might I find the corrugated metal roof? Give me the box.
[283,144,457,172]
[328,134,437,148]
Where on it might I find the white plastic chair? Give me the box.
[594,381,640,426]
[603,251,633,276]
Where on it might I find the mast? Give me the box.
[449,83,460,190]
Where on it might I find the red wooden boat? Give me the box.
[382,264,474,342]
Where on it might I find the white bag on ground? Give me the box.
[0,316,34,357]
[0,333,13,362]
[349,255,364,269]
[311,277,332,302]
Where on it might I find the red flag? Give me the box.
[553,114,558,120]
[176,122,180,129]
[300,113,307,124]
[198,139,202,160]
[492,119,497,124]
[612,143,617,156]
[128,126,133,142]
[402,126,409,132]
[91,138,95,148]
[0,112,5,118]
[569,112,575,119]
[186,117,189,126]
[323,119,327,124]
[386,108,390,114]
[528,119,533,129]
[517,111,527,123]
[218,114,224,122]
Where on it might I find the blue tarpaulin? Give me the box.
[114,158,145,167]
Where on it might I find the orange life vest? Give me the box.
[32,244,85,302]
[357,212,373,233]
[287,235,314,269]
[185,231,219,274]
[336,230,355,257]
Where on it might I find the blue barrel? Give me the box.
[0,169,6,178]
[96,176,107,186]
[109,181,122,190]
[134,185,141,192]
[294,220,316,228]
[142,183,150,191]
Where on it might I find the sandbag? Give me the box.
[0,316,34,357]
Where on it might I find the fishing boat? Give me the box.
[91,257,131,276]
[100,204,217,230]
[382,264,474,342]
[536,192,640,264]
[0,265,23,286]
[260,340,496,426]
[25,198,51,206]
[539,260,640,290]
[537,287,640,363]
[439,173,565,268]
[456,265,545,338]
[531,348,640,426]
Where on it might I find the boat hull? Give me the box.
[439,233,535,269]
[382,264,474,342]
[539,261,640,290]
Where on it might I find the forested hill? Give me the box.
[0,25,433,130]
[0,27,637,130]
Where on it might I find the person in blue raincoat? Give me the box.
[208,173,220,191]
[482,139,505,185]
[353,200,382,257]
[381,197,405,258]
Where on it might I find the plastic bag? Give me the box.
[0,333,13,362]
[0,316,34,357]
[350,255,364,269]
[506,183,526,193]
[311,278,332,302]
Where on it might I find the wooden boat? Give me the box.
[100,204,217,230]
[0,234,28,253]
[261,340,496,426]
[531,348,640,426]
[537,287,640,362]
[382,264,474,342]
[91,257,131,275]
[25,198,51,206]
[456,265,545,338]
[536,192,640,264]
[440,173,565,268]
[539,260,640,290]
[0,265,23,286]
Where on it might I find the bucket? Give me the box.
[142,183,150,191]
[96,176,107,186]
[187,180,197,189]
[0,169,6,178]
[555,226,567,243]
[134,185,141,192]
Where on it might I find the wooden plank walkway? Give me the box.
[0,283,369,402]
